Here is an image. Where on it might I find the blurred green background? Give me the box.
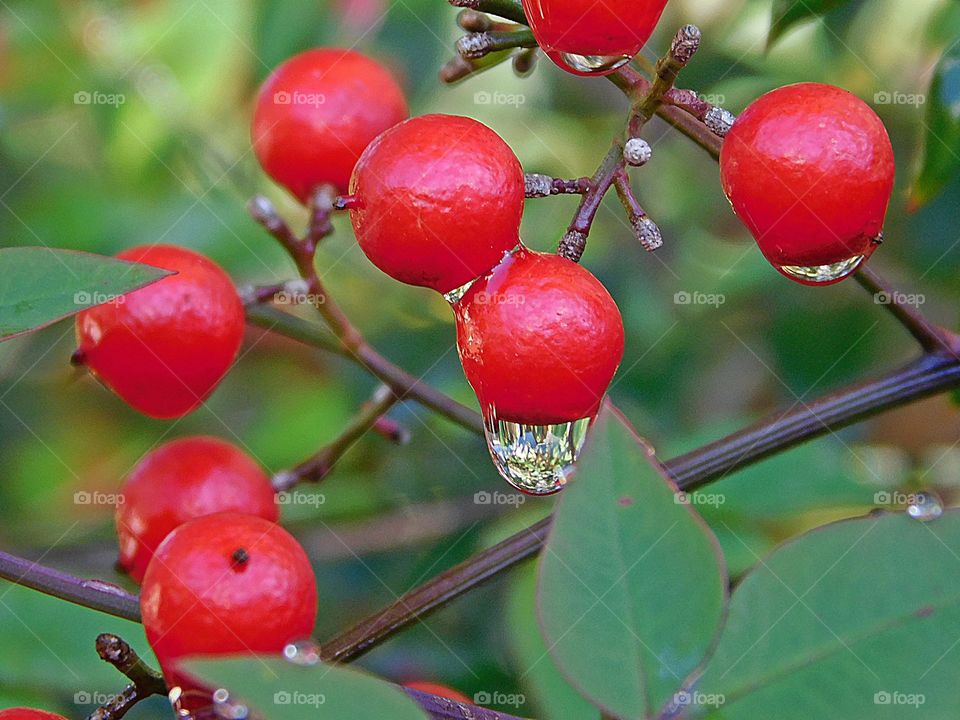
[2,0,960,717]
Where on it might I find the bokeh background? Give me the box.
[2,0,960,717]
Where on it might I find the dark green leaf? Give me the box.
[693,511,960,718]
[507,567,602,720]
[767,0,852,48]
[0,247,171,341]
[537,405,728,719]
[909,41,960,210]
[184,656,428,720]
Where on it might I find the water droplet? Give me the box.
[284,639,322,666]
[549,50,632,75]
[483,412,592,495]
[908,491,944,522]
[443,278,477,305]
[775,254,864,284]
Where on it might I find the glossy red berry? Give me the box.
[404,682,472,704]
[0,710,67,720]
[141,512,317,693]
[115,437,278,583]
[252,48,408,202]
[74,245,245,419]
[720,82,895,285]
[521,0,669,75]
[349,114,525,295]
[455,248,624,425]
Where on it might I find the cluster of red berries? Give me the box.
[26,10,899,714]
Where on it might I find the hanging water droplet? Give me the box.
[483,411,592,495]
[283,639,322,666]
[907,491,944,522]
[776,254,864,284]
[551,51,632,75]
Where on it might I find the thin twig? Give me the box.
[245,306,484,434]
[273,385,402,492]
[448,0,527,24]
[0,550,139,620]
[854,265,957,355]
[86,634,166,720]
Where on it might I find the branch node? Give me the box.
[457,8,492,31]
[559,229,588,262]
[513,47,538,76]
[633,215,663,252]
[456,32,494,59]
[623,137,653,167]
[524,173,554,198]
[704,106,736,137]
[670,24,701,66]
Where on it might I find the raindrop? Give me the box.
[483,411,592,495]
[907,491,944,522]
[776,254,865,284]
[284,639,322,666]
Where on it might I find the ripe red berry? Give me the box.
[74,245,245,419]
[252,48,408,202]
[720,82,895,285]
[521,0,669,75]
[349,114,525,295]
[141,513,317,694]
[404,682,472,704]
[455,248,624,425]
[115,437,278,583]
[0,710,67,720]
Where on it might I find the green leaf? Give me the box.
[767,0,852,48]
[184,656,428,720]
[693,511,960,718]
[507,567,602,720]
[537,405,728,719]
[909,42,960,210]
[0,247,171,341]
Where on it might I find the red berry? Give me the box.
[74,245,245,419]
[116,437,278,583]
[455,248,624,425]
[349,114,525,295]
[720,82,895,285]
[521,0,668,75]
[141,513,317,692]
[252,48,408,201]
[404,682,472,704]
[0,710,67,720]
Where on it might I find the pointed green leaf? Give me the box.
[909,42,960,210]
[692,511,960,718]
[0,247,172,341]
[537,405,728,720]
[184,657,428,720]
[767,0,852,48]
